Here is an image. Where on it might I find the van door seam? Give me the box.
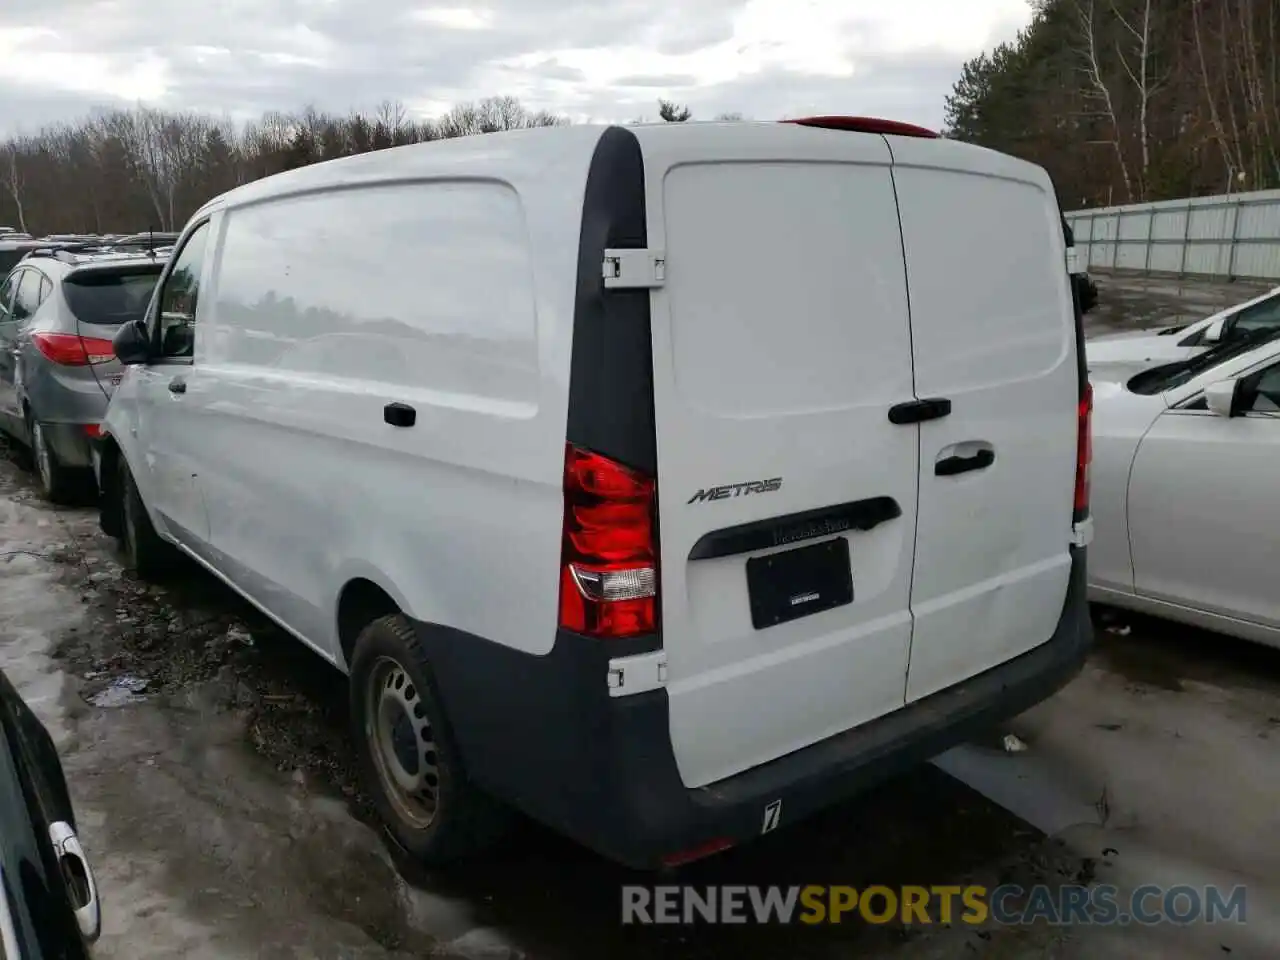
[883,138,921,704]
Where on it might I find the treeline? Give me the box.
[0,97,569,235]
[945,0,1280,207]
[0,95,737,236]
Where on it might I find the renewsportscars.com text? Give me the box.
[621,884,1247,927]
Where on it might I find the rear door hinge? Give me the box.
[1065,245,1081,275]
[606,649,667,697]
[603,248,665,289]
[1071,516,1094,548]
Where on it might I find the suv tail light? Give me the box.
[1075,382,1093,515]
[31,332,115,366]
[558,444,658,638]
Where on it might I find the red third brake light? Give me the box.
[31,332,115,366]
[559,444,658,638]
[1075,382,1093,515]
[782,116,940,139]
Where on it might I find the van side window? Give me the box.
[213,183,540,402]
[155,221,211,359]
[11,270,42,322]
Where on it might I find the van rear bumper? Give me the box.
[414,547,1091,869]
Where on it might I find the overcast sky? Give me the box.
[0,0,1033,136]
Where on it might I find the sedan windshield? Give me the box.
[1129,325,1280,395]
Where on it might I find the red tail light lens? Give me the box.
[1075,382,1093,515]
[559,444,658,638]
[31,333,115,366]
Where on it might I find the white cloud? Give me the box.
[409,6,496,30]
[0,26,170,102]
[0,0,1035,135]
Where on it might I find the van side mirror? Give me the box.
[1202,316,1227,344]
[1204,378,1243,417]
[113,319,151,365]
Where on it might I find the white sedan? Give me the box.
[1089,330,1280,649]
[1088,285,1280,377]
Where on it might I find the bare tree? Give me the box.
[1109,0,1169,197]
[0,141,28,233]
[1074,0,1134,201]
[0,97,571,234]
[376,99,410,145]
[1192,0,1243,181]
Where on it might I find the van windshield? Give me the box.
[62,268,161,326]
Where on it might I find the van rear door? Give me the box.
[886,138,1078,703]
[637,126,919,789]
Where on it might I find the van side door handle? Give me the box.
[383,402,416,427]
[888,397,952,425]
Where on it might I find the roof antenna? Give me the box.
[149,226,154,257]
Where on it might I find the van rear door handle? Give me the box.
[888,397,951,425]
[167,377,186,394]
[935,448,995,477]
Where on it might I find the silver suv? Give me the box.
[0,248,167,502]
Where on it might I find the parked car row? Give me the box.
[0,232,177,277]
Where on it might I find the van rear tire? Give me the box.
[349,615,510,865]
[117,457,176,580]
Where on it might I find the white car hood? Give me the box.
[1088,358,1155,385]
[1090,327,1171,344]
[1086,328,1191,364]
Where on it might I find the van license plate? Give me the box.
[746,537,853,630]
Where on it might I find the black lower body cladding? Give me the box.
[411,547,1092,868]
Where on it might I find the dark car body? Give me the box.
[0,669,99,958]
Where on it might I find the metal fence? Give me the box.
[1065,188,1280,281]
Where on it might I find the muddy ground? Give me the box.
[2,270,1279,958]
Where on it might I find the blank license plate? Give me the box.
[746,537,853,630]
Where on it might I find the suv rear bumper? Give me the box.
[413,547,1091,868]
[40,422,97,469]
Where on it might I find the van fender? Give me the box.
[328,558,443,649]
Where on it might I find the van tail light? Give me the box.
[1074,382,1093,516]
[558,444,658,638]
[31,333,115,366]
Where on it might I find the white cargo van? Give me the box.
[97,117,1093,868]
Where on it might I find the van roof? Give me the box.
[194,121,1050,220]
